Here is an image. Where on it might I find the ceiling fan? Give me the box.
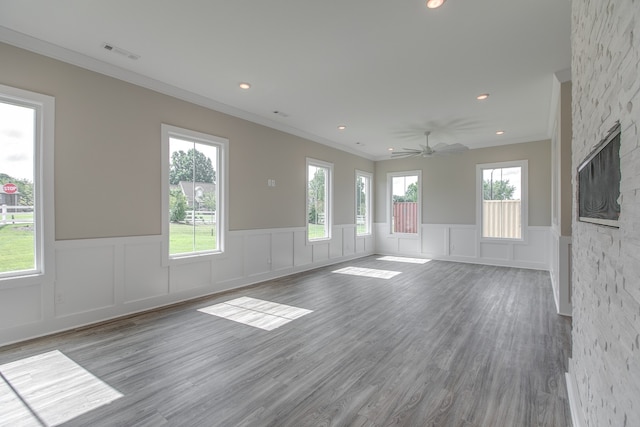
[391,131,469,158]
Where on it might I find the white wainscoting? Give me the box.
[0,225,374,347]
[550,227,572,316]
[375,223,551,271]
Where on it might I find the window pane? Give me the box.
[0,101,36,274]
[482,167,522,238]
[391,175,418,234]
[308,165,328,240]
[169,137,218,255]
[356,174,370,235]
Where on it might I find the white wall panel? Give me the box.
[313,242,330,263]
[294,230,313,267]
[0,284,42,329]
[514,227,548,264]
[330,228,344,259]
[271,231,294,271]
[479,242,510,260]
[245,233,271,277]
[169,260,211,293]
[397,238,420,254]
[124,241,168,303]
[343,227,356,256]
[449,227,476,258]
[55,245,115,317]
[215,233,244,283]
[422,225,446,257]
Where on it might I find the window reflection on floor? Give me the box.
[198,297,313,331]
[332,266,401,279]
[0,350,123,426]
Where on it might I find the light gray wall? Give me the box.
[0,42,373,239]
[374,139,551,226]
[570,1,640,426]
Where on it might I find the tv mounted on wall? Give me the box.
[577,122,621,227]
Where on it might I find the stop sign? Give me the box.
[2,183,17,194]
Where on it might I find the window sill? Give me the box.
[166,250,224,266]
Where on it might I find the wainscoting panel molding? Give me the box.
[0,226,372,347]
[550,227,572,316]
[375,223,550,270]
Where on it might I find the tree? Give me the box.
[404,182,418,202]
[393,182,418,203]
[170,189,187,222]
[0,173,34,206]
[169,149,215,185]
[483,179,516,200]
[356,178,366,216]
[308,168,325,224]
[201,191,216,212]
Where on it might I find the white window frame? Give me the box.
[161,124,228,265]
[387,170,421,238]
[355,170,372,236]
[0,85,55,283]
[306,158,333,243]
[476,160,528,242]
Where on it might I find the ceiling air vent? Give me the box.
[102,43,140,60]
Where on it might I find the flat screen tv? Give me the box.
[578,122,621,227]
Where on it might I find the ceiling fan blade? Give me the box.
[432,143,469,154]
[391,153,420,158]
[391,148,422,157]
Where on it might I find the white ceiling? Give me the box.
[0,0,571,160]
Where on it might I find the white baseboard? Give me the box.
[566,365,585,427]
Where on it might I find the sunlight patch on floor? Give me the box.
[198,297,313,331]
[0,350,123,426]
[377,256,431,264]
[332,266,402,279]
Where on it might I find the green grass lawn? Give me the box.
[0,224,35,273]
[307,223,327,239]
[2,220,366,273]
[170,222,217,255]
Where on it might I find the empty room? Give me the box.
[0,1,638,426]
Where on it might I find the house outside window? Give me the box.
[307,158,333,242]
[477,160,528,240]
[0,85,54,279]
[162,124,227,261]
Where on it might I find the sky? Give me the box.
[0,101,34,181]
[169,137,218,171]
[483,167,522,199]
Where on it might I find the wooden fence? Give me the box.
[483,200,521,238]
[393,202,418,233]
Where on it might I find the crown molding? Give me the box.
[0,26,374,161]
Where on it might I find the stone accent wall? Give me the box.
[571,1,640,426]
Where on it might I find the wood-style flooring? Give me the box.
[0,256,572,427]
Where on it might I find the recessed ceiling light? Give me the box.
[338,125,346,130]
[477,93,490,100]
[239,82,251,90]
[388,148,394,151]
[426,0,446,8]
[496,130,505,135]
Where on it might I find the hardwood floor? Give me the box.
[0,257,572,426]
